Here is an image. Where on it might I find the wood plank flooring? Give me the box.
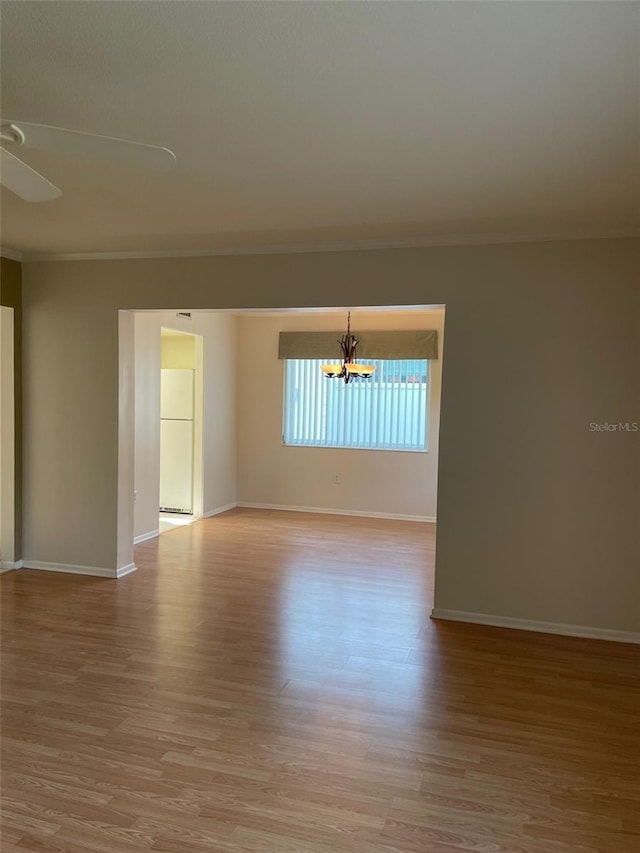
[1,508,639,852]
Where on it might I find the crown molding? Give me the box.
[0,247,24,262]
[17,227,640,263]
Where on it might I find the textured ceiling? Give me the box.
[1,1,638,257]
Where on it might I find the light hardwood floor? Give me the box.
[1,509,639,852]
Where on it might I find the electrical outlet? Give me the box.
[133,490,137,502]
[333,474,341,485]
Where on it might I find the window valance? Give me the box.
[278,329,438,360]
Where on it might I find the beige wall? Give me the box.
[134,313,162,541]
[117,311,135,571]
[21,239,640,633]
[134,311,237,542]
[237,309,443,519]
[22,293,119,570]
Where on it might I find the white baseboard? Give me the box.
[203,503,237,519]
[133,529,160,544]
[22,560,120,579]
[1,560,22,572]
[116,563,137,578]
[237,502,436,523]
[431,608,640,646]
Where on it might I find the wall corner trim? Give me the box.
[133,529,160,545]
[203,503,237,518]
[116,563,137,578]
[0,560,23,573]
[430,608,640,646]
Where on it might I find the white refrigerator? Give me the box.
[159,369,194,513]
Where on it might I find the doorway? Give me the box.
[159,327,203,533]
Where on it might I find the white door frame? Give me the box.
[192,334,205,520]
[0,306,16,570]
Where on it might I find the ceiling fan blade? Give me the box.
[0,146,61,202]
[6,121,176,172]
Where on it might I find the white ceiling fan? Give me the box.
[0,121,176,202]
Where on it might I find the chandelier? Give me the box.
[320,312,376,384]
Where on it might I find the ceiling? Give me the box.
[1,1,638,258]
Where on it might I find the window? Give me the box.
[283,358,428,451]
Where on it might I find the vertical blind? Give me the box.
[283,359,428,451]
